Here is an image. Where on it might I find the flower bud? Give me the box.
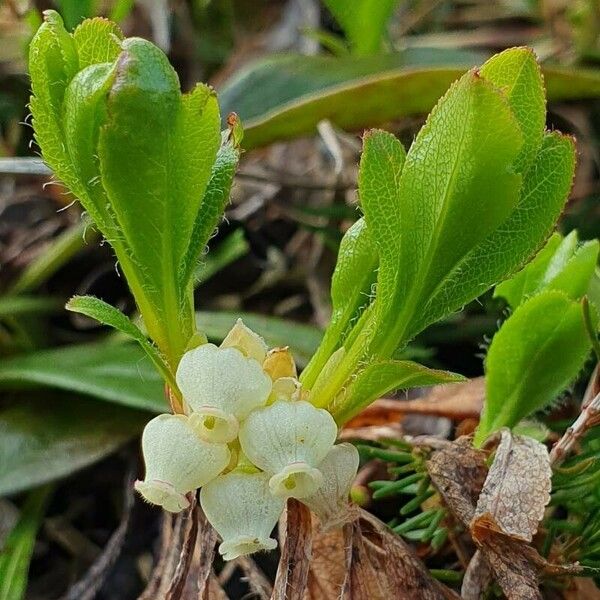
[302,443,359,530]
[239,400,337,499]
[269,376,301,403]
[200,471,284,561]
[135,414,230,513]
[220,318,267,364]
[176,344,271,443]
[263,347,297,380]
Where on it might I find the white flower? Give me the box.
[302,443,359,530]
[220,318,268,364]
[176,344,272,443]
[200,471,284,561]
[239,400,337,499]
[135,414,230,513]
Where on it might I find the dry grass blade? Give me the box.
[341,509,459,600]
[473,429,551,542]
[61,466,135,600]
[271,499,313,600]
[166,494,199,600]
[138,512,176,599]
[196,510,218,599]
[236,556,272,600]
[303,517,346,600]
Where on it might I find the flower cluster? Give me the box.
[135,319,359,561]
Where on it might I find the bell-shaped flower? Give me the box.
[200,470,285,561]
[135,414,230,513]
[176,343,272,443]
[220,318,268,364]
[302,443,359,530]
[239,400,337,499]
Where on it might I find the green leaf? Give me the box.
[57,0,94,30]
[195,311,322,367]
[358,130,406,331]
[495,231,600,307]
[97,40,221,360]
[65,295,175,389]
[323,0,398,55]
[479,47,545,173]
[0,296,61,318]
[0,397,147,496]
[29,11,80,197]
[417,131,576,335]
[368,69,523,358]
[180,138,240,289]
[0,486,52,599]
[300,217,377,388]
[218,51,600,150]
[331,361,466,424]
[476,291,592,445]
[72,17,123,68]
[0,343,165,412]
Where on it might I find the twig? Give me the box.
[550,391,600,465]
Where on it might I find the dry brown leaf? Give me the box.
[303,517,346,600]
[461,550,491,600]
[428,438,543,599]
[562,576,600,600]
[339,423,404,442]
[471,514,543,600]
[344,378,484,428]
[271,499,313,600]
[472,429,551,542]
[427,436,487,526]
[341,509,459,600]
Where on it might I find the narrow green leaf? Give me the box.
[66,295,175,389]
[0,486,52,599]
[196,311,321,367]
[29,11,80,196]
[331,361,465,424]
[370,70,523,356]
[218,51,600,150]
[0,296,62,318]
[480,47,545,172]
[72,17,123,68]
[0,397,147,496]
[180,138,240,290]
[494,233,562,308]
[476,291,592,445]
[301,217,377,388]
[57,0,94,30]
[323,0,398,55]
[496,231,600,307]
[359,130,406,331]
[195,228,249,283]
[0,343,165,412]
[417,131,576,336]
